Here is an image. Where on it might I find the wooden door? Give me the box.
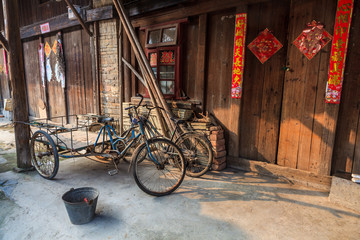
[238,1,289,163]
[44,33,67,120]
[277,0,337,175]
[23,27,95,121]
[23,38,47,118]
[63,28,95,118]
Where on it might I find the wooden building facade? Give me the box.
[2,0,360,183]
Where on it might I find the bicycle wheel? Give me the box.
[132,138,186,196]
[175,133,213,177]
[31,130,59,179]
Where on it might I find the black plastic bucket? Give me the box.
[62,187,99,225]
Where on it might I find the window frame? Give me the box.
[145,23,179,48]
[145,46,181,99]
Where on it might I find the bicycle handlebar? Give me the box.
[125,93,144,110]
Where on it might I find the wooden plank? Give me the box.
[182,16,198,100]
[81,28,95,114]
[45,33,67,120]
[64,29,87,117]
[131,0,271,27]
[23,38,42,117]
[20,6,113,39]
[332,2,360,175]
[239,3,266,160]
[195,14,207,111]
[308,0,338,175]
[277,0,312,169]
[205,9,235,154]
[228,156,332,191]
[256,0,289,163]
[3,0,31,168]
[126,0,189,17]
[296,0,328,171]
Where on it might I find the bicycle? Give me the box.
[140,104,214,178]
[28,95,186,196]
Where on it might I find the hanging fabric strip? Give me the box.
[54,32,66,89]
[325,0,354,104]
[38,43,46,88]
[231,13,247,99]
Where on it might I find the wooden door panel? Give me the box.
[23,38,43,118]
[277,0,337,174]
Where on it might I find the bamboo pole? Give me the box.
[0,33,9,52]
[112,0,176,135]
[63,0,93,37]
[118,20,124,133]
[122,57,145,86]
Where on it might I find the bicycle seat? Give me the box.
[98,117,114,123]
[170,117,185,125]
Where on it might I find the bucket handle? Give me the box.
[68,188,94,205]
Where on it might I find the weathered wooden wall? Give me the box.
[14,0,360,177]
[129,0,360,177]
[18,0,91,27]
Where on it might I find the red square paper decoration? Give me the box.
[248,28,283,64]
[293,20,332,60]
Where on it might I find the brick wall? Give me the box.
[98,19,120,117]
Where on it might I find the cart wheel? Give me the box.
[31,130,59,179]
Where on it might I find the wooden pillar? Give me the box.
[3,0,31,168]
[195,14,207,111]
[92,22,101,115]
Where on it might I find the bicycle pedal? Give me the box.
[108,169,119,176]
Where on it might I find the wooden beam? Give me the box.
[228,156,332,191]
[122,57,145,86]
[195,14,207,111]
[131,0,270,27]
[126,0,190,17]
[20,6,113,39]
[0,32,9,52]
[2,0,31,169]
[63,0,93,37]
[94,21,101,115]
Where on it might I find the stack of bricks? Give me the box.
[209,126,226,171]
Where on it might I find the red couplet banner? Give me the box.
[325,0,354,104]
[231,13,247,99]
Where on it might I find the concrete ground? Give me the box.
[0,121,360,240]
